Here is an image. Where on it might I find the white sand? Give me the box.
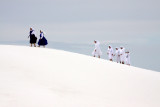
[0,45,160,107]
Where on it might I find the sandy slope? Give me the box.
[0,45,160,107]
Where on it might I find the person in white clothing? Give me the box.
[92,40,102,58]
[114,47,120,63]
[125,51,131,66]
[119,46,125,64]
[107,45,114,61]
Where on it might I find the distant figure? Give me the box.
[119,46,125,64]
[114,47,120,63]
[92,40,102,58]
[125,51,131,66]
[28,27,37,47]
[107,45,114,61]
[38,30,48,48]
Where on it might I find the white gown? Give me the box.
[120,48,125,63]
[92,41,102,56]
[125,53,130,65]
[115,49,120,63]
[107,47,113,60]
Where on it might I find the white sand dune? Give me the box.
[0,45,160,107]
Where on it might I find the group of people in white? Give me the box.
[92,40,130,66]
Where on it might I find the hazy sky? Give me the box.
[0,0,160,44]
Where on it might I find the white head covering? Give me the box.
[120,46,124,49]
[108,45,112,49]
[30,27,34,30]
[94,40,100,45]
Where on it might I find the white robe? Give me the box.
[115,49,120,63]
[119,48,125,63]
[125,53,130,65]
[107,47,113,60]
[92,41,102,56]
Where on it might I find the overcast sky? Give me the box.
[0,0,160,44]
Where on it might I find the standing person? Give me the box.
[28,27,37,47]
[114,47,120,63]
[107,45,114,61]
[125,51,131,66]
[92,40,102,58]
[119,46,125,64]
[38,30,48,48]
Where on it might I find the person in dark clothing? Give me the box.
[28,27,37,47]
[38,30,48,48]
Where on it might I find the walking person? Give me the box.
[125,51,131,66]
[107,45,114,61]
[38,30,48,48]
[114,47,121,63]
[119,46,125,64]
[92,40,102,58]
[28,27,37,47]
